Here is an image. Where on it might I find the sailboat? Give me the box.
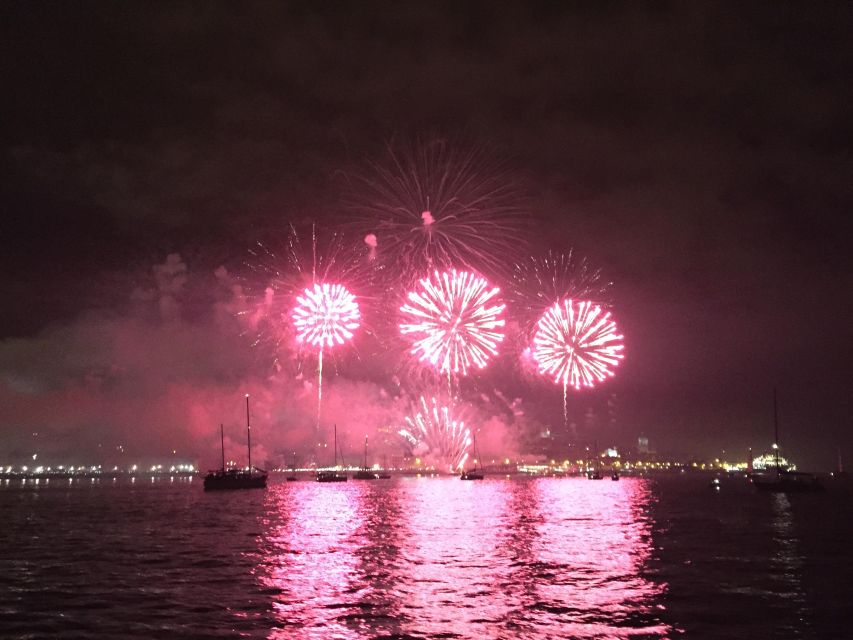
[353,435,379,480]
[587,441,603,479]
[750,389,823,493]
[317,424,347,482]
[460,431,484,480]
[286,451,298,482]
[203,394,268,491]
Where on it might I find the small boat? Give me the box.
[710,477,721,490]
[460,431,484,480]
[377,473,392,479]
[353,436,378,480]
[204,395,268,491]
[611,471,620,481]
[317,424,347,483]
[587,441,603,479]
[750,389,823,493]
[752,470,823,493]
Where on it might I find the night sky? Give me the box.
[2,2,852,469]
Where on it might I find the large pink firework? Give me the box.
[292,283,361,348]
[400,270,505,376]
[533,299,624,390]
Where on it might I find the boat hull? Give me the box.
[353,470,379,480]
[317,471,348,482]
[751,472,824,493]
[203,470,267,491]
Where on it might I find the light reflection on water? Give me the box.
[259,477,669,639]
[4,475,850,638]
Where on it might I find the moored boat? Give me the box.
[317,424,348,483]
[204,395,268,491]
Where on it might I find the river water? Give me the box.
[1,474,851,639]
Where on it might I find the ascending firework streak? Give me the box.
[292,282,361,431]
[398,396,472,472]
[532,299,624,423]
[400,270,505,384]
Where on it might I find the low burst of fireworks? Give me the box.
[398,396,472,472]
[400,269,506,377]
[533,299,624,390]
[346,138,529,283]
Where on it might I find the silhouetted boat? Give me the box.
[750,389,823,493]
[317,424,347,482]
[286,451,298,481]
[587,442,603,479]
[460,432,484,480]
[204,395,267,491]
[353,435,378,480]
[611,471,620,481]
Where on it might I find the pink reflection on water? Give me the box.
[527,478,670,637]
[396,477,669,638]
[257,477,669,639]
[260,483,363,639]
[398,477,513,630]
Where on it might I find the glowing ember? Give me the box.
[532,300,624,390]
[398,396,471,472]
[292,283,361,348]
[400,270,505,375]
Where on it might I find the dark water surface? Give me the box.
[1,475,851,639]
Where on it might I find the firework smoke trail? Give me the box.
[345,138,529,284]
[398,396,472,472]
[292,282,361,433]
[532,299,624,424]
[510,249,612,338]
[400,270,506,390]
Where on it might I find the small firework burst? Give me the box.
[292,283,361,349]
[400,269,506,376]
[532,299,624,390]
[398,396,472,472]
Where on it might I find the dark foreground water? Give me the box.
[1,475,852,639]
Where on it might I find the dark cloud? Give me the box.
[1,2,852,468]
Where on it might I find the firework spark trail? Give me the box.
[398,396,472,472]
[292,282,361,433]
[510,249,612,337]
[532,299,624,423]
[400,270,506,380]
[346,138,529,283]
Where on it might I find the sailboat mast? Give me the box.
[333,423,337,468]
[773,388,779,472]
[246,394,252,471]
[220,423,225,472]
[364,435,368,469]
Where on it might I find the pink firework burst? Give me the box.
[532,300,624,390]
[400,270,505,375]
[398,396,472,472]
[292,283,361,348]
